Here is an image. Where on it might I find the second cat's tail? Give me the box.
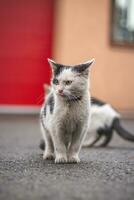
[39,139,45,150]
[113,118,134,141]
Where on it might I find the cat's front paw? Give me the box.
[55,154,67,164]
[43,152,55,160]
[68,154,80,163]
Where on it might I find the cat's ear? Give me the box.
[48,58,57,72]
[72,58,95,75]
[48,58,63,76]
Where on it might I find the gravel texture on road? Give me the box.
[0,115,134,200]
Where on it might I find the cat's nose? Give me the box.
[58,89,63,94]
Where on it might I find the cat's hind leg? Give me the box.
[96,131,113,147]
[41,124,55,160]
[82,132,101,147]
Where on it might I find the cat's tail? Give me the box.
[113,118,134,141]
[39,139,45,150]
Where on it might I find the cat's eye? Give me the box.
[64,80,72,85]
[53,78,59,85]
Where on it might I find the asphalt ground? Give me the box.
[0,115,134,200]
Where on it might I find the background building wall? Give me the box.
[52,0,134,113]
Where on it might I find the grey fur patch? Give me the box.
[47,93,54,114]
[54,65,69,77]
[72,63,89,73]
[67,95,82,102]
[42,93,54,117]
[43,106,47,116]
[48,58,67,77]
[72,60,94,74]
[91,97,105,106]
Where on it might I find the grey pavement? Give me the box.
[0,114,134,200]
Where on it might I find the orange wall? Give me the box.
[53,0,134,112]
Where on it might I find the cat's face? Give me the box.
[48,59,94,101]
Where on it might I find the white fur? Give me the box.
[58,68,73,80]
[83,104,120,147]
[89,104,120,131]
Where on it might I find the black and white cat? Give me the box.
[40,58,94,163]
[83,97,134,147]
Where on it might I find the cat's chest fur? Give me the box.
[49,95,90,134]
[56,95,89,116]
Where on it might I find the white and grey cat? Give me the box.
[40,58,94,163]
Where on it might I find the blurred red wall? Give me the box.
[0,0,54,105]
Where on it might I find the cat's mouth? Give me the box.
[58,91,65,97]
[57,90,70,98]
